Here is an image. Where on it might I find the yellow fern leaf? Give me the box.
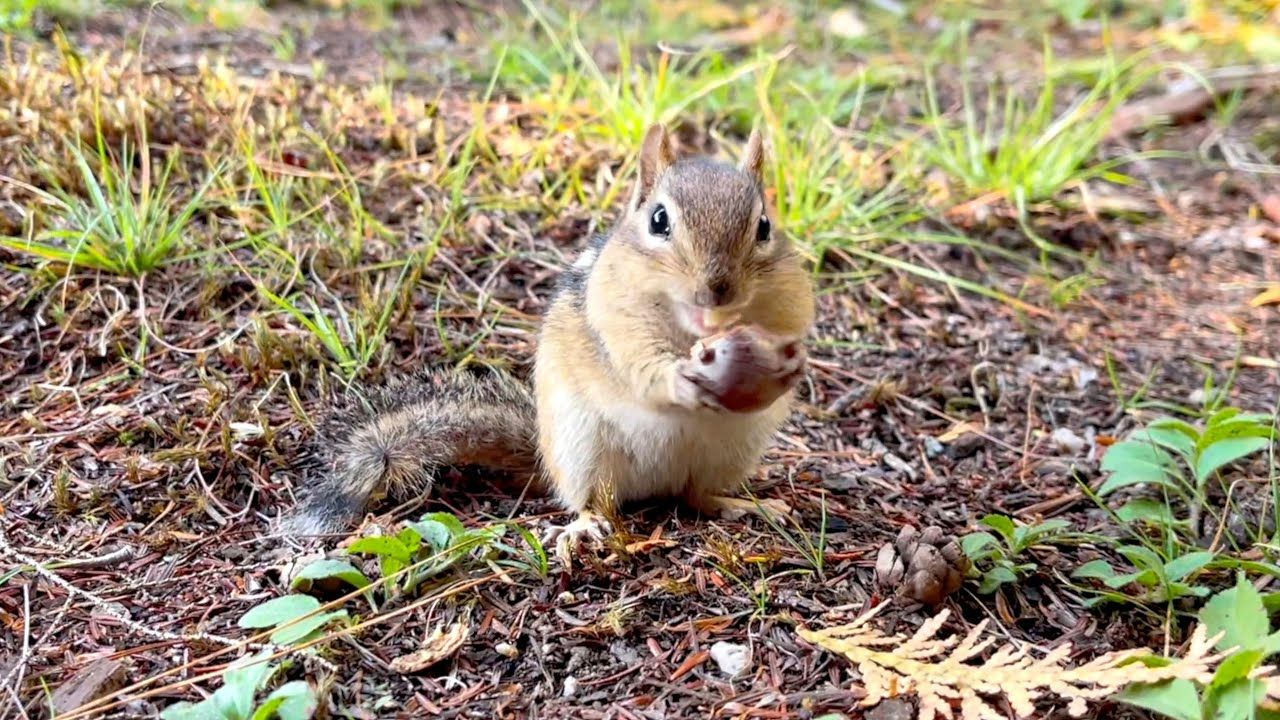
[798,604,1240,719]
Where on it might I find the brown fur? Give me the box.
[534,124,815,533]
[282,123,815,547]
[282,364,536,536]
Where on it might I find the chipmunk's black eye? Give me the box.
[648,204,670,238]
[755,215,771,245]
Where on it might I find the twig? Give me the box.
[970,361,996,430]
[60,571,498,719]
[1107,64,1280,139]
[0,529,267,651]
[45,546,135,570]
[810,358,1056,460]
[0,584,33,720]
[1019,384,1038,484]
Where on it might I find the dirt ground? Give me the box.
[2,2,1280,719]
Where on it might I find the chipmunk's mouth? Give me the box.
[675,302,739,337]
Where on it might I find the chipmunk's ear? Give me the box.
[740,126,766,186]
[634,123,674,209]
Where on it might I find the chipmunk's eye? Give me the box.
[648,204,670,238]
[755,215,771,245]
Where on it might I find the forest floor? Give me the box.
[2,1,1279,718]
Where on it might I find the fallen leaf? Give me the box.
[1084,194,1157,215]
[281,149,309,168]
[692,616,735,633]
[675,7,790,50]
[943,191,1007,226]
[1107,86,1215,138]
[1251,286,1280,307]
[1242,356,1280,369]
[494,133,535,159]
[938,421,982,443]
[708,570,730,591]
[389,622,469,673]
[625,537,677,554]
[669,649,710,681]
[653,0,742,27]
[52,658,127,714]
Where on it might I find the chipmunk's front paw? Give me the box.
[544,511,613,566]
[673,360,733,412]
[676,326,806,413]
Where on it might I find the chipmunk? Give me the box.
[281,123,816,561]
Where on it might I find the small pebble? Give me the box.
[1035,460,1072,477]
[947,433,985,459]
[826,7,867,38]
[1051,427,1086,455]
[495,642,519,659]
[609,640,640,665]
[710,641,751,678]
[924,437,944,458]
[883,452,918,480]
[1074,366,1099,389]
[860,437,889,455]
[823,474,860,491]
[562,676,579,698]
[564,646,591,675]
[867,698,915,720]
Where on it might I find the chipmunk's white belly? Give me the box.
[601,399,783,503]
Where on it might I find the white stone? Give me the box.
[1052,427,1086,455]
[495,642,518,659]
[710,641,751,678]
[562,676,579,698]
[827,8,867,38]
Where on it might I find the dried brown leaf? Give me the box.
[1251,285,1280,308]
[389,622,469,674]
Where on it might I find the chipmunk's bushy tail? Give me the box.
[281,363,538,537]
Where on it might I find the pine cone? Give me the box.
[875,525,970,607]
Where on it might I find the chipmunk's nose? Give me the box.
[694,278,735,308]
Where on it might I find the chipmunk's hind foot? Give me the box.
[544,510,614,566]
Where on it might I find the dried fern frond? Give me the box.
[798,602,1236,720]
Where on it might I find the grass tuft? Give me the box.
[3,129,217,277]
[908,40,1155,211]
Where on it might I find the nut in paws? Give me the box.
[677,325,806,413]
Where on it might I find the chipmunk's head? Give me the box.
[619,123,789,337]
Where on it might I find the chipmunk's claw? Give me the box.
[544,511,613,566]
